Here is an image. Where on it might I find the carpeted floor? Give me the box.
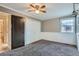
[0,40,79,56]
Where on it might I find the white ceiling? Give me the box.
[0,3,79,20]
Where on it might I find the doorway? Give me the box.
[11,15,25,49]
[0,12,10,53]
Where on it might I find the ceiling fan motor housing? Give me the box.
[72,11,78,16]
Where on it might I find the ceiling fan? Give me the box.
[71,3,79,16]
[70,3,79,33]
[27,3,46,14]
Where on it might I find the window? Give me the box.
[61,19,74,32]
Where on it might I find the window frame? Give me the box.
[60,18,75,33]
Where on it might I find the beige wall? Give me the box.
[42,18,60,32]
[41,17,76,45]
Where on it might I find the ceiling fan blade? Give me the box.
[41,10,46,13]
[72,3,78,16]
[41,5,46,9]
[40,8,46,11]
[40,9,46,13]
[30,4,35,8]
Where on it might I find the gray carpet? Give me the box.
[0,40,79,56]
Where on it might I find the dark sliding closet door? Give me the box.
[11,15,25,49]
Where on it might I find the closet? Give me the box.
[11,15,25,49]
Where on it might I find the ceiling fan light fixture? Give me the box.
[27,3,46,14]
[35,10,40,14]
